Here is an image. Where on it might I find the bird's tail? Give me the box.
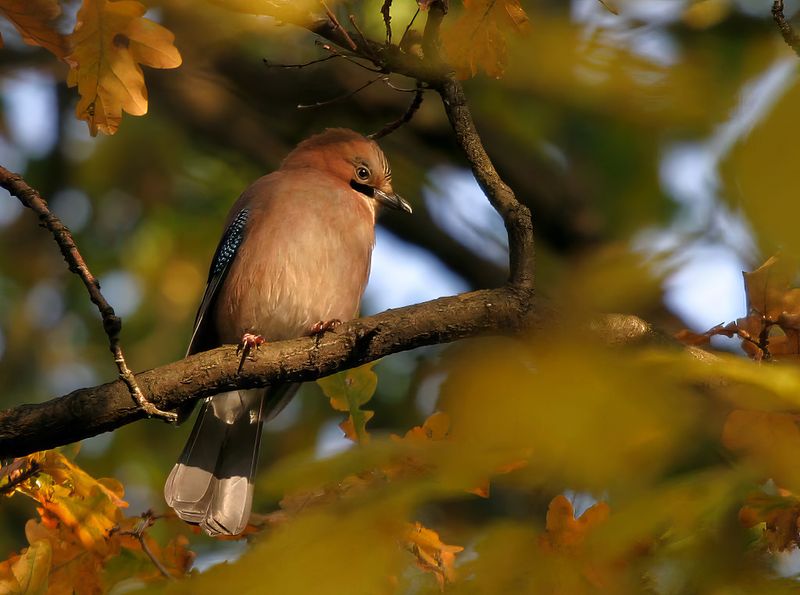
[164,385,297,536]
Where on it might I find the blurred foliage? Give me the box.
[3,0,800,592]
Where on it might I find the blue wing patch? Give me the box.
[210,208,249,279]
[187,208,250,355]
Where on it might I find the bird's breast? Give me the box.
[213,176,375,344]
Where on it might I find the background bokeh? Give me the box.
[0,0,798,574]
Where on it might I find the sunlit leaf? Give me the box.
[404,521,463,588]
[0,539,51,595]
[1,452,191,591]
[66,0,182,135]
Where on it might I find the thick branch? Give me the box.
[0,167,176,421]
[433,76,534,288]
[0,287,531,458]
[0,3,537,457]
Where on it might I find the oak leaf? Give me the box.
[405,521,463,589]
[317,362,378,443]
[539,495,610,552]
[681,256,800,360]
[441,0,529,79]
[739,489,800,552]
[66,0,182,136]
[0,0,69,57]
[0,539,51,595]
[2,451,193,590]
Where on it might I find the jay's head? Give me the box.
[281,128,413,214]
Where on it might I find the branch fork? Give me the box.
[0,2,534,457]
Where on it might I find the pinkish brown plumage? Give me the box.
[164,128,410,536]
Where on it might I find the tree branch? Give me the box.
[0,167,177,422]
[773,0,800,57]
[370,86,424,139]
[0,288,531,458]
[251,1,534,287]
[433,76,534,288]
[0,3,536,456]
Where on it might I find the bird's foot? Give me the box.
[236,333,266,374]
[309,319,342,336]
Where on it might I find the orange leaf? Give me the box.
[394,411,451,443]
[539,495,610,552]
[722,410,800,489]
[405,521,463,588]
[0,0,69,57]
[441,0,529,79]
[66,0,182,135]
[743,256,797,322]
[739,489,800,551]
[339,410,375,442]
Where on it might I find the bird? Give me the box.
[164,128,412,536]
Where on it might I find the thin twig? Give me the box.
[383,79,421,92]
[321,0,357,51]
[348,15,371,53]
[370,86,425,140]
[399,8,420,49]
[0,167,177,422]
[381,0,393,44]
[263,55,339,69]
[316,41,385,73]
[297,76,383,109]
[773,0,800,57]
[116,511,175,580]
[0,0,538,456]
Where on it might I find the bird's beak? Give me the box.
[372,188,413,214]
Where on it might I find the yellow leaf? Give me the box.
[394,411,451,443]
[0,540,51,595]
[66,0,182,136]
[682,0,731,29]
[0,0,69,57]
[12,451,128,553]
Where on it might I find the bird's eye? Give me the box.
[356,166,370,181]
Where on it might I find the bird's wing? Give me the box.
[187,208,250,356]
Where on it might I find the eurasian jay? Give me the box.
[164,128,412,536]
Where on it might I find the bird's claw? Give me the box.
[237,333,266,374]
[309,319,342,335]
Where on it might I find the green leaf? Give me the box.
[317,362,379,443]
